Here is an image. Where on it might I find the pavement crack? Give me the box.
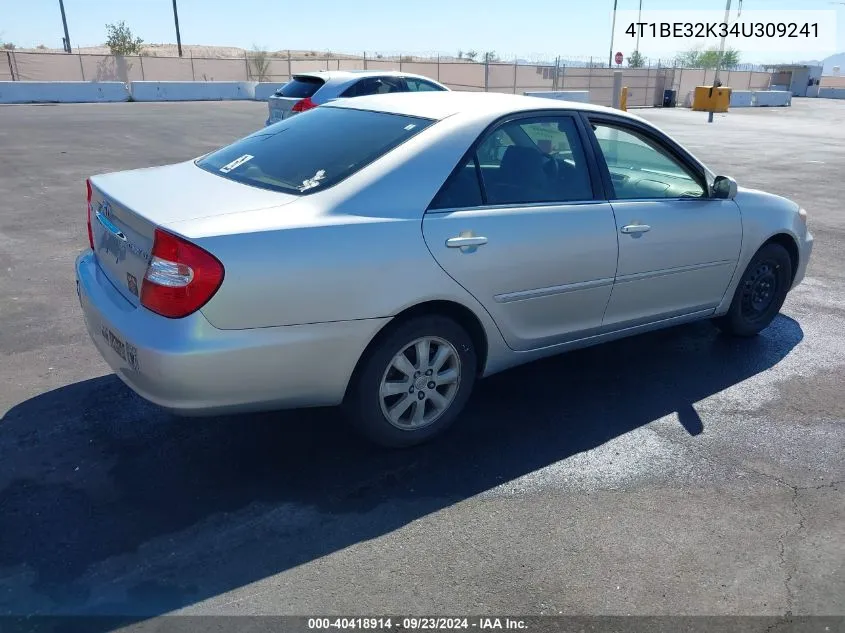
[777,482,805,616]
[733,465,818,617]
[764,616,793,633]
[796,479,843,492]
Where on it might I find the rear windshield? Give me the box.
[276,77,325,98]
[196,107,434,195]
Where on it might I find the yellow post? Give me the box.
[619,86,628,111]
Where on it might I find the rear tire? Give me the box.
[714,242,792,337]
[344,315,477,448]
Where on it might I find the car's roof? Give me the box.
[325,90,647,123]
[294,69,430,80]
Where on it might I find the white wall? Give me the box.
[129,81,257,101]
[0,81,129,103]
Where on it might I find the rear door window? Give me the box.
[405,78,446,92]
[276,76,325,98]
[197,107,433,196]
[343,77,407,97]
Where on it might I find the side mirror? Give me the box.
[712,175,738,200]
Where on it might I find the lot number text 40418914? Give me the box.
[307,618,528,630]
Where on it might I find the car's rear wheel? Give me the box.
[714,242,792,337]
[345,315,477,448]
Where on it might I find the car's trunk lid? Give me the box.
[89,160,296,306]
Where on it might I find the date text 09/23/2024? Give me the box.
[307,618,528,630]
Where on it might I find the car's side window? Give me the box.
[429,116,594,210]
[429,158,483,210]
[590,123,706,200]
[405,78,445,92]
[340,80,365,98]
[342,77,405,98]
[476,116,593,206]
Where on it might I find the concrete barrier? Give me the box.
[254,83,287,101]
[0,81,130,104]
[729,90,753,107]
[129,81,257,102]
[524,90,590,103]
[753,90,792,107]
[819,87,845,100]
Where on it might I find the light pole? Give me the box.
[58,0,72,53]
[608,0,619,68]
[709,0,732,122]
[635,0,643,58]
[172,0,183,57]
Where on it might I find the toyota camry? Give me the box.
[76,91,813,447]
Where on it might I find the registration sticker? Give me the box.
[219,154,254,173]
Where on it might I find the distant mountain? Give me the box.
[822,53,845,74]
[798,53,844,74]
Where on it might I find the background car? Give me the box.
[77,92,812,448]
[265,70,449,125]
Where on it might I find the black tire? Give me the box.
[344,315,478,448]
[714,242,793,337]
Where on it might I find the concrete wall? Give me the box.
[0,81,130,103]
[254,82,286,101]
[730,91,753,107]
[683,89,792,108]
[819,87,845,100]
[129,81,257,101]
[754,91,792,107]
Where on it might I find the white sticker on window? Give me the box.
[404,124,416,131]
[219,154,254,173]
[299,169,327,192]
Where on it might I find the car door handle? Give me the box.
[620,224,651,234]
[446,236,488,248]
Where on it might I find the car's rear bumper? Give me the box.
[76,251,389,416]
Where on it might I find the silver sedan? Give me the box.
[76,91,813,447]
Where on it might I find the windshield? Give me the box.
[196,107,434,195]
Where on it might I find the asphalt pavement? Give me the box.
[0,99,843,620]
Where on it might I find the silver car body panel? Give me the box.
[76,91,813,415]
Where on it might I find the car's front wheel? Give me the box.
[714,242,793,337]
[345,315,477,448]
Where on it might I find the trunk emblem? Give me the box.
[95,201,151,263]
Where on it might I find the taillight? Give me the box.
[140,228,224,319]
[86,179,94,250]
[291,96,317,113]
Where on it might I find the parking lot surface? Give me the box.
[0,100,843,618]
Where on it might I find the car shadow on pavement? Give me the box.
[0,315,803,618]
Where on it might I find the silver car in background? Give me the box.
[77,92,812,448]
[265,70,449,125]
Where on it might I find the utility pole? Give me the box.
[709,0,732,122]
[58,0,72,53]
[172,0,183,57]
[608,0,618,68]
[635,0,643,57]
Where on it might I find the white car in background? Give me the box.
[265,70,449,125]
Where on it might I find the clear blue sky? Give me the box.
[2,0,843,63]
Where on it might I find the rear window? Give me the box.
[196,106,434,195]
[276,76,324,98]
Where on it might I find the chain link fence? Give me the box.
[1,50,777,107]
